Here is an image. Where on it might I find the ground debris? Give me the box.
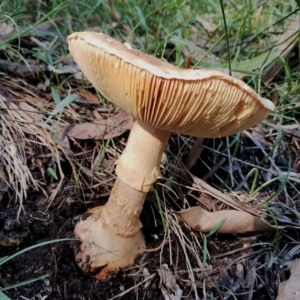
[176,206,273,233]
[277,259,300,300]
[1,3,300,299]
[158,264,183,300]
[63,110,133,140]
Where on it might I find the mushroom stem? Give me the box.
[101,119,171,236]
[74,119,171,280]
[116,119,171,192]
[100,177,146,236]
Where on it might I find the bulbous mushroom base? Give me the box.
[74,206,145,281]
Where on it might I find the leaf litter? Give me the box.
[276,259,300,300]
[0,4,300,300]
[63,110,133,140]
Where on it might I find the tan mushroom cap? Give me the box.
[67,32,275,138]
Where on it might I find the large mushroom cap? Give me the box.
[67,32,274,138]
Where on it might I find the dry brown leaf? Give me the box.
[176,207,274,233]
[0,20,14,40]
[48,62,78,74]
[64,111,133,140]
[243,259,257,300]
[79,89,99,102]
[57,125,71,152]
[276,259,300,300]
[192,176,262,216]
[0,58,47,76]
[184,137,204,170]
[265,122,300,139]
[251,125,272,147]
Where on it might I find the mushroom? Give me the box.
[67,32,275,280]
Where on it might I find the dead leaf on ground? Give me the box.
[192,176,262,216]
[63,111,133,140]
[176,207,274,233]
[177,205,300,233]
[251,125,272,147]
[243,259,258,300]
[276,259,300,300]
[0,20,14,41]
[158,264,183,300]
[0,58,47,77]
[184,137,204,170]
[48,62,81,75]
[265,122,300,139]
[79,89,99,102]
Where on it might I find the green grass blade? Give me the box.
[154,189,166,231]
[46,93,78,123]
[0,3,66,47]
[0,290,11,300]
[219,0,231,75]
[206,218,227,238]
[47,167,58,180]
[0,256,9,264]
[1,274,49,292]
[0,238,76,266]
[202,236,208,273]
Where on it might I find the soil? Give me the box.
[0,188,163,299]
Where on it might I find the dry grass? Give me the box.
[1,0,300,299]
[0,82,44,219]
